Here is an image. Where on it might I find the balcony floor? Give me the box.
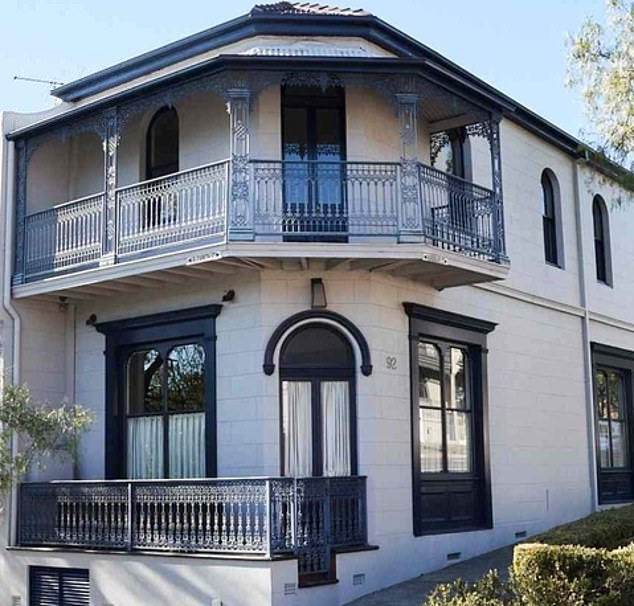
[12,240,509,302]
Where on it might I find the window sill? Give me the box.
[414,523,493,538]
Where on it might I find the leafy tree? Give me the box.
[0,383,93,495]
[567,0,634,198]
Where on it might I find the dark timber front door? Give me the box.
[281,86,347,240]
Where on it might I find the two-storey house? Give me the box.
[0,4,631,605]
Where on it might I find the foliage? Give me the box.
[531,503,634,549]
[0,383,93,494]
[423,570,520,606]
[423,506,634,606]
[567,0,634,199]
[513,543,634,606]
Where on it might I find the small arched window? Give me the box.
[146,106,179,180]
[541,170,561,266]
[279,323,356,477]
[593,195,612,285]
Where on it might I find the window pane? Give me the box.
[128,416,163,479]
[127,349,163,414]
[447,347,468,410]
[611,421,629,468]
[419,342,441,408]
[169,412,205,478]
[598,420,611,468]
[167,344,205,412]
[420,407,443,472]
[446,410,472,472]
[596,370,608,419]
[608,371,624,420]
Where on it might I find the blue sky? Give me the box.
[2,0,602,139]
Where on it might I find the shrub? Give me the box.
[423,570,520,606]
[532,504,634,549]
[513,543,634,606]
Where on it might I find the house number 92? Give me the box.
[385,356,397,370]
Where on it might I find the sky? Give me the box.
[0,0,603,140]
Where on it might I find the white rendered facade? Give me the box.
[0,4,631,605]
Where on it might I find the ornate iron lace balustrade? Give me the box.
[18,158,505,282]
[24,193,104,279]
[116,160,230,256]
[251,160,400,238]
[17,476,367,569]
[418,163,503,261]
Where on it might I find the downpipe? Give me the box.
[1,134,22,544]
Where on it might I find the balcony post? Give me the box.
[227,88,254,241]
[396,92,423,242]
[12,139,27,285]
[101,108,119,265]
[488,115,506,262]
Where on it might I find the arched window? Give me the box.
[541,170,561,266]
[279,323,356,477]
[593,195,612,285]
[146,106,179,179]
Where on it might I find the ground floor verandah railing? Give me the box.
[19,159,505,283]
[17,476,367,577]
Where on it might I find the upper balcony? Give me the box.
[9,61,509,299]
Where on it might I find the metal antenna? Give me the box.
[13,75,65,90]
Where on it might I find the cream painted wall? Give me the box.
[8,267,593,605]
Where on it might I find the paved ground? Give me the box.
[347,546,514,606]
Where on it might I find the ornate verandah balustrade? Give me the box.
[17,476,367,577]
[12,69,507,285]
[19,157,505,281]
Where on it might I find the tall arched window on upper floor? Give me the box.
[593,194,612,285]
[541,170,563,267]
[146,106,179,180]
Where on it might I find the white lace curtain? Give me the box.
[127,412,205,479]
[282,380,351,477]
[282,381,313,477]
[321,381,351,477]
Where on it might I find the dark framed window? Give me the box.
[96,305,221,480]
[30,567,89,606]
[279,323,357,477]
[146,106,179,180]
[593,195,611,285]
[541,170,560,266]
[404,303,495,536]
[592,343,634,504]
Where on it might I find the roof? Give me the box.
[250,2,370,17]
[10,4,614,167]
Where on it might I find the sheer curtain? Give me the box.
[282,381,312,476]
[127,416,163,479]
[169,412,205,478]
[321,381,351,476]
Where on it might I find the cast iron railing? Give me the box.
[17,476,367,576]
[18,158,505,282]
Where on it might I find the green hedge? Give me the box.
[423,506,634,606]
[513,543,634,606]
[531,504,634,549]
